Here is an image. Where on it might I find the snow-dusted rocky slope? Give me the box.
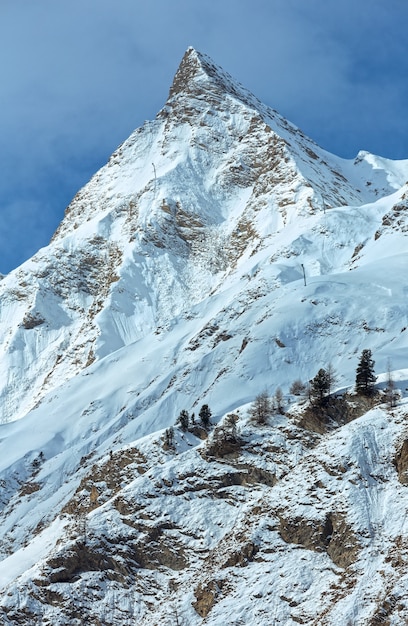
[0,48,408,624]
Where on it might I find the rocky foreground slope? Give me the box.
[0,48,408,624]
[1,394,408,625]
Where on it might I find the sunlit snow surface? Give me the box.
[0,48,408,624]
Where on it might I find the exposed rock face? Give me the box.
[278,511,360,568]
[1,401,408,625]
[394,439,408,484]
[193,579,224,618]
[222,540,258,568]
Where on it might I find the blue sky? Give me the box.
[1,0,407,273]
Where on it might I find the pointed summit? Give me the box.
[167,47,258,108]
[168,47,217,99]
[169,47,201,98]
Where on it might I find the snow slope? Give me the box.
[1,49,408,425]
[0,48,407,624]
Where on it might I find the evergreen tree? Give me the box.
[310,368,330,405]
[164,427,175,448]
[355,349,376,396]
[225,413,239,440]
[199,404,212,428]
[177,409,190,431]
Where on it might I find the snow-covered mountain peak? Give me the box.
[167,46,259,109]
[353,149,408,192]
[167,47,212,98]
[1,49,408,624]
[1,50,408,427]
